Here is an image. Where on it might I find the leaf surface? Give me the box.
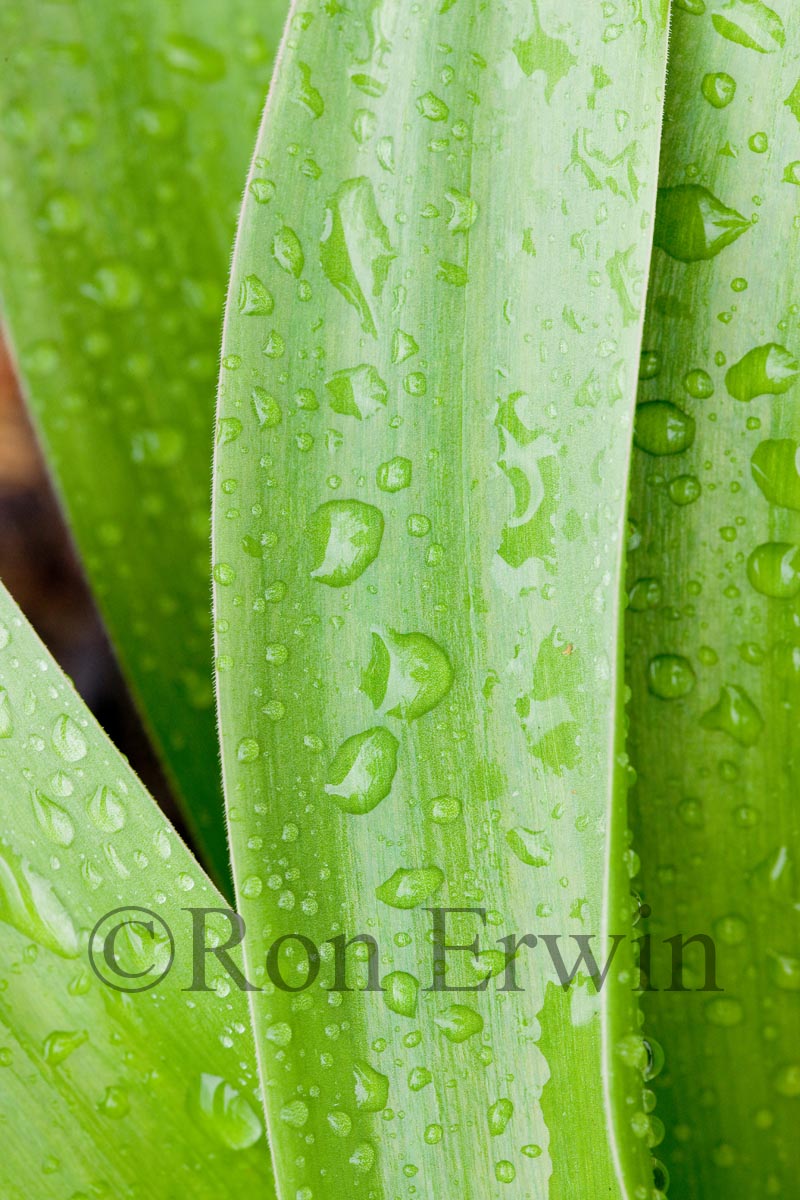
[214,2,670,1195]
[0,0,287,888]
[0,584,274,1199]
[628,2,800,1193]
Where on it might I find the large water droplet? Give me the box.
[87,785,126,833]
[488,1098,514,1135]
[362,628,453,720]
[751,439,800,510]
[376,865,444,909]
[701,71,737,107]
[187,1074,263,1149]
[434,1004,484,1042]
[767,950,800,991]
[701,684,763,746]
[654,186,750,261]
[52,714,87,762]
[43,1029,87,1066]
[308,500,384,587]
[382,970,419,1017]
[324,727,399,813]
[32,790,75,847]
[634,402,695,455]
[726,344,799,401]
[320,177,395,335]
[272,227,305,278]
[646,654,697,699]
[506,827,553,867]
[353,1059,389,1111]
[325,364,387,419]
[711,0,785,54]
[0,842,78,957]
[238,274,274,315]
[747,542,800,598]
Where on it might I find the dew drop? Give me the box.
[324,727,398,814]
[375,865,444,909]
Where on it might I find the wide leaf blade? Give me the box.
[0,0,287,888]
[214,2,670,1195]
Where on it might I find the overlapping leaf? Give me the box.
[0,584,274,1199]
[628,1,800,1194]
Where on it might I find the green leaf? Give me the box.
[0,0,287,889]
[628,3,800,1195]
[214,2,669,1195]
[0,584,274,1199]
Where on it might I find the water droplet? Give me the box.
[629,578,663,610]
[417,92,449,121]
[654,186,750,261]
[488,1098,514,1135]
[362,628,453,720]
[773,1063,800,1097]
[752,439,800,509]
[683,368,714,398]
[646,654,696,699]
[308,500,384,587]
[711,0,785,54]
[327,1109,352,1136]
[32,790,74,847]
[272,227,305,277]
[251,386,282,429]
[376,865,444,909]
[408,1066,432,1091]
[426,795,461,823]
[668,475,702,505]
[634,401,695,455]
[701,684,763,746]
[161,34,225,81]
[768,951,800,991]
[52,714,87,762]
[280,1099,309,1127]
[43,1029,87,1066]
[407,513,431,537]
[238,274,274,315]
[326,364,387,418]
[713,914,748,945]
[705,997,744,1026]
[495,1160,516,1183]
[98,1086,130,1119]
[84,262,142,310]
[725,343,799,401]
[701,72,737,108]
[435,1004,484,1042]
[237,737,261,763]
[0,842,78,956]
[188,1074,263,1149]
[86,785,126,833]
[424,1123,443,1144]
[320,177,395,336]
[376,457,412,493]
[324,726,398,814]
[747,542,800,598]
[353,1059,389,1111]
[0,688,13,738]
[382,971,419,1017]
[350,1142,376,1171]
[506,827,553,867]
